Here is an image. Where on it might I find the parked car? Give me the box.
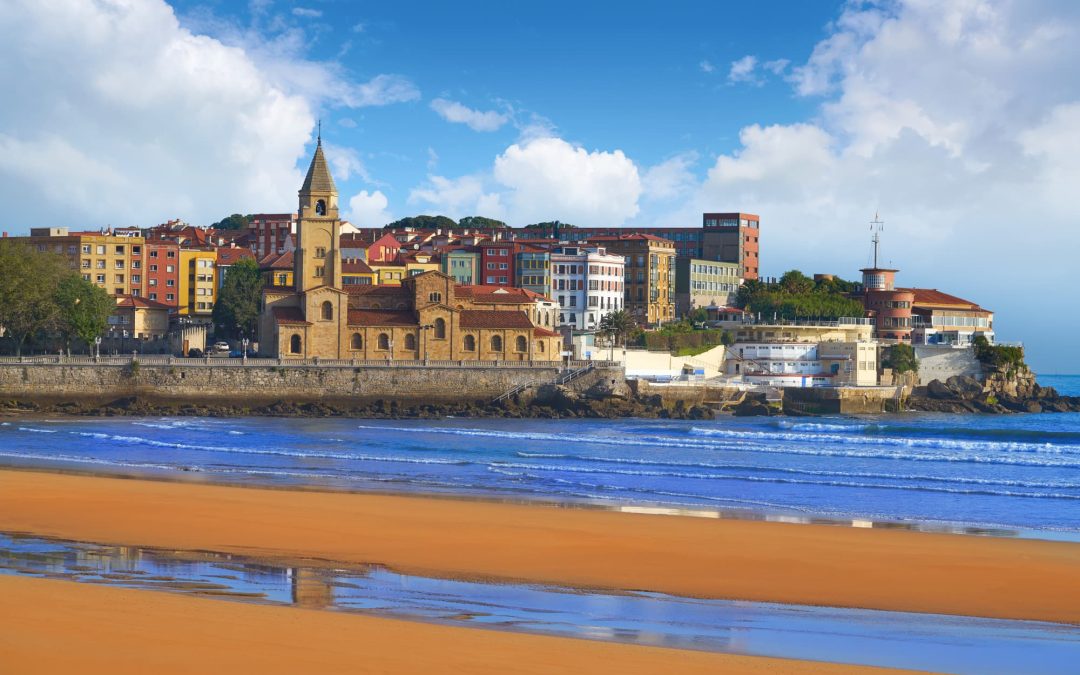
[213,341,230,353]
[228,349,243,358]
[187,348,204,358]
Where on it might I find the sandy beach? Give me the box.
[1,468,1078,625]
[0,575,915,674]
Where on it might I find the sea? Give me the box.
[1,374,1078,539]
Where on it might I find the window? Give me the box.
[315,266,325,277]
[428,291,442,303]
[166,265,174,273]
[115,261,125,269]
[463,334,476,351]
[290,334,302,354]
[404,334,417,350]
[537,341,545,353]
[132,275,140,284]
[378,333,390,350]
[149,264,158,272]
[515,335,527,352]
[351,333,363,350]
[131,261,140,269]
[321,301,333,320]
[315,247,326,258]
[166,293,174,301]
[166,280,175,287]
[434,318,446,339]
[149,293,157,300]
[490,335,503,352]
[82,245,91,254]
[315,199,326,215]
[96,260,106,269]
[132,246,141,255]
[96,245,105,254]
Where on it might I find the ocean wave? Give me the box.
[16,427,58,434]
[0,450,182,472]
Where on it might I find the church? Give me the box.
[258,138,562,361]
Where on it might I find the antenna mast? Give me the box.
[870,212,884,268]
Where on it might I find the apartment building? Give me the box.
[246,213,297,257]
[143,239,180,308]
[515,246,551,298]
[549,244,625,330]
[441,248,480,285]
[587,234,675,327]
[479,242,513,286]
[178,248,217,320]
[701,212,759,281]
[675,258,741,316]
[23,227,144,297]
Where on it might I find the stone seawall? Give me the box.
[0,362,623,407]
[782,386,903,415]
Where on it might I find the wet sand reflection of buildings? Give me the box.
[290,567,335,609]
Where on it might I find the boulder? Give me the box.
[926,379,954,400]
[946,375,985,401]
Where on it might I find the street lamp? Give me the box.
[122,329,128,354]
[94,336,101,362]
[419,324,433,364]
[241,337,250,364]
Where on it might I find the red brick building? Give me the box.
[143,239,180,309]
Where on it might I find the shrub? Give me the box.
[883,343,918,374]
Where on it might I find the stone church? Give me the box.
[259,138,562,361]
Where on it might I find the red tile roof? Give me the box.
[347,309,417,326]
[114,295,172,311]
[459,310,533,329]
[217,247,255,265]
[273,306,310,325]
[905,288,990,312]
[587,233,673,244]
[455,285,554,303]
[259,251,294,270]
[533,327,561,338]
[345,285,411,296]
[342,258,374,274]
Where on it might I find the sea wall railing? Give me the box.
[0,355,620,370]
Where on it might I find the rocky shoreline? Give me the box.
[905,374,1080,414]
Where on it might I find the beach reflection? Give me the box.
[1,531,1077,675]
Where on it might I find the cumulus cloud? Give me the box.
[430,98,510,132]
[322,143,369,183]
[347,190,392,226]
[642,152,699,202]
[727,55,760,84]
[699,59,716,73]
[409,137,641,225]
[0,0,417,230]
[688,0,1080,370]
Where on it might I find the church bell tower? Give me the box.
[295,128,342,293]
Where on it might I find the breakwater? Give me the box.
[0,357,625,413]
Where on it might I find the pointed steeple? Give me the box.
[300,134,337,195]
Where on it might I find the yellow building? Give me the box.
[111,295,171,339]
[22,228,145,297]
[178,248,217,319]
[260,137,561,360]
[588,234,675,326]
[259,250,295,288]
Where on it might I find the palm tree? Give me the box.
[598,310,636,348]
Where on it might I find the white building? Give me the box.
[550,244,625,330]
[724,340,878,388]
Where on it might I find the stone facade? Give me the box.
[260,140,560,361]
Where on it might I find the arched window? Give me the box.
[321,301,333,320]
[428,291,442,303]
[515,335,527,352]
[434,318,446,339]
[315,199,326,216]
[538,340,545,353]
[463,334,476,351]
[490,335,503,352]
[371,302,381,309]
[290,334,302,354]
[404,333,417,350]
[351,333,363,350]
[378,333,390,350]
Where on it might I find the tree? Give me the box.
[212,257,262,340]
[458,216,507,229]
[210,213,252,230]
[0,240,68,355]
[384,215,457,230]
[55,274,115,354]
[686,307,709,324]
[598,310,636,347]
[883,343,919,374]
[779,269,814,295]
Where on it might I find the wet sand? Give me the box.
[0,576,910,674]
[1,469,1079,624]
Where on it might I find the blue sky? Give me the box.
[2,0,1079,372]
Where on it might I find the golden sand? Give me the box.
[1,469,1078,623]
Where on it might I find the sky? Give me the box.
[1,0,1078,372]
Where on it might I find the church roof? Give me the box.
[273,306,311,325]
[459,310,534,329]
[300,139,337,195]
[348,309,418,327]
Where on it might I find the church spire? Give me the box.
[300,130,336,195]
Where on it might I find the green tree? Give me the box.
[458,216,507,229]
[779,269,814,295]
[212,257,262,340]
[0,240,68,355]
[883,343,919,374]
[384,215,457,230]
[598,310,636,347]
[686,307,709,324]
[210,213,252,230]
[54,274,115,354]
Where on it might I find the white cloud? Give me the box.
[347,190,392,226]
[699,59,716,73]
[763,58,790,75]
[322,143,369,182]
[492,137,641,225]
[291,7,322,19]
[686,0,1080,371]
[408,137,641,225]
[728,55,760,85]
[430,98,510,132]
[337,117,358,128]
[0,0,313,227]
[642,152,699,202]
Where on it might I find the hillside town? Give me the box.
[0,137,1001,394]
